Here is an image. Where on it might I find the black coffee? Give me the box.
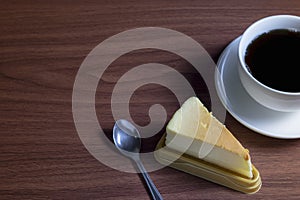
[245,29,300,92]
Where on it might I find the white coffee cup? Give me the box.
[238,15,300,112]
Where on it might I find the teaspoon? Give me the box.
[113,119,163,200]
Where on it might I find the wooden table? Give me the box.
[1,0,300,199]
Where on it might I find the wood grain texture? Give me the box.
[1,0,300,199]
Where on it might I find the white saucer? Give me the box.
[215,36,300,139]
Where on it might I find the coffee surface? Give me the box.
[245,29,300,92]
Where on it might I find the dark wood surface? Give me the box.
[1,0,300,199]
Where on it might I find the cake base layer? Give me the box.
[166,132,253,179]
[155,134,262,194]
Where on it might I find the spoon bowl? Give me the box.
[113,119,141,156]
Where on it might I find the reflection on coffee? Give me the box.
[245,29,300,92]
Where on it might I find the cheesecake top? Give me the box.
[166,97,250,160]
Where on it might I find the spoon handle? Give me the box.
[135,160,163,200]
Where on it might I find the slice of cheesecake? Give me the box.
[166,97,253,178]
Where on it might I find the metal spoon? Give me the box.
[113,119,163,200]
